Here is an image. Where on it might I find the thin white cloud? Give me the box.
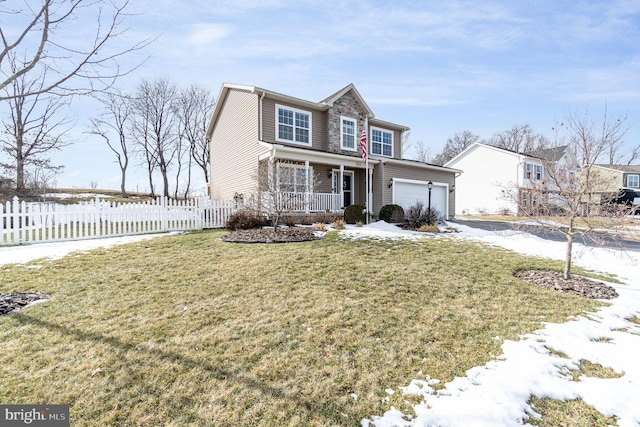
[184,23,232,45]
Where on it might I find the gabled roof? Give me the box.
[206,83,409,139]
[320,83,375,117]
[594,164,640,173]
[535,145,570,162]
[444,142,536,167]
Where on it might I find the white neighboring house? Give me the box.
[445,143,578,215]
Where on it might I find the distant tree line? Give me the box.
[89,78,215,199]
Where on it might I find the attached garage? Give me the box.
[392,178,448,218]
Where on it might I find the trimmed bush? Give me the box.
[225,209,266,230]
[379,204,405,223]
[344,204,365,224]
[402,201,440,229]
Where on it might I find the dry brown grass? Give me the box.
[0,230,604,426]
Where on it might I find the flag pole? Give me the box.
[364,116,369,224]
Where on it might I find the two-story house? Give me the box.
[445,143,578,215]
[205,83,459,219]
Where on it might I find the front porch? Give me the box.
[259,142,377,214]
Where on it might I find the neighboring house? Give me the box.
[205,83,460,218]
[588,164,640,203]
[444,143,578,215]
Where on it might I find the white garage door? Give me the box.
[393,180,447,217]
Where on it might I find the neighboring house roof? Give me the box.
[444,142,537,167]
[206,83,409,140]
[535,145,570,162]
[594,164,640,173]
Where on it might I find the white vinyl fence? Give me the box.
[1,196,235,245]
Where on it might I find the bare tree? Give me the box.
[173,122,189,199]
[407,140,432,163]
[1,53,72,191]
[509,110,632,279]
[175,84,215,186]
[490,124,549,154]
[254,160,321,231]
[131,77,178,198]
[0,0,152,101]
[432,130,480,165]
[626,144,640,165]
[89,91,132,197]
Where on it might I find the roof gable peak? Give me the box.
[320,83,374,117]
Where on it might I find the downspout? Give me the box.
[259,91,266,142]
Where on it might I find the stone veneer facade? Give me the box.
[326,90,369,155]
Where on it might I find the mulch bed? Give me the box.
[223,227,321,243]
[514,270,618,300]
[0,292,50,316]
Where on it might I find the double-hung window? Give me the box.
[627,174,640,188]
[525,162,542,180]
[276,105,311,145]
[371,127,393,157]
[277,164,311,193]
[340,117,356,151]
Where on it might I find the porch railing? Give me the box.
[276,192,341,213]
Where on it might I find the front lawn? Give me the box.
[0,230,602,426]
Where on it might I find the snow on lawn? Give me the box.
[1,224,639,426]
[0,234,174,266]
[352,221,640,427]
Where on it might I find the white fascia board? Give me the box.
[380,157,462,174]
[258,142,379,168]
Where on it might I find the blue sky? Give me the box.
[40,0,640,191]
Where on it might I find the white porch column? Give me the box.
[339,164,344,209]
[305,160,310,213]
[368,165,374,215]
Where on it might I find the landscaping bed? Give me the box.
[222,227,321,243]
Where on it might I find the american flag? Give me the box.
[360,128,367,163]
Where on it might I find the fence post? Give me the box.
[161,196,168,232]
[11,196,20,244]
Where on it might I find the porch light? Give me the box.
[388,178,393,188]
[328,170,333,179]
[450,184,455,193]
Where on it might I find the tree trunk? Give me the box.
[564,233,573,280]
[120,166,127,198]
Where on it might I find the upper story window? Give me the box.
[627,174,640,188]
[371,127,393,157]
[276,104,311,145]
[525,162,543,180]
[340,116,356,151]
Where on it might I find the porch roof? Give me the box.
[258,141,380,169]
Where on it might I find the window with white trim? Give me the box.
[371,127,393,157]
[525,162,543,180]
[627,174,640,188]
[276,105,311,145]
[277,164,311,193]
[340,116,356,151]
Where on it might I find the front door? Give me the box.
[333,170,353,207]
[342,173,352,206]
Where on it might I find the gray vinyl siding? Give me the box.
[209,89,262,200]
[376,162,456,217]
[262,99,327,151]
[368,124,403,160]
